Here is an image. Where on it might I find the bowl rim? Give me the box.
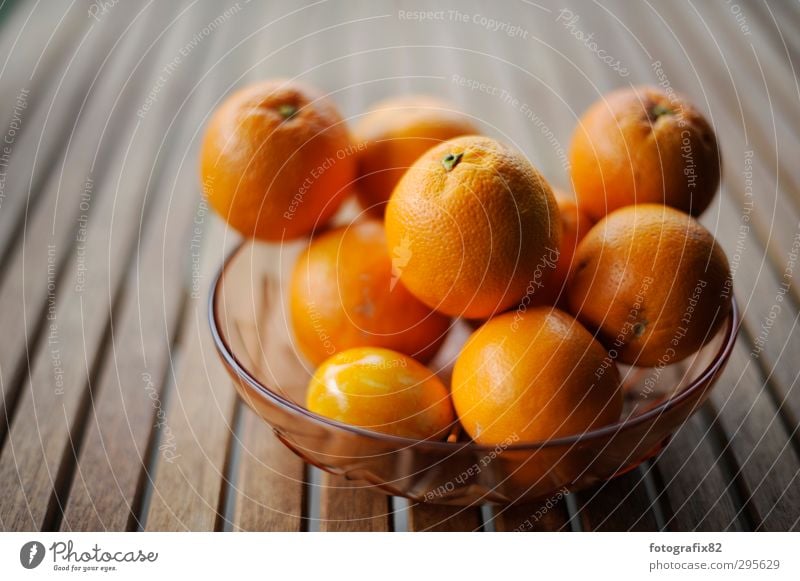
[209,241,740,453]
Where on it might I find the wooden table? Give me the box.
[0,0,798,532]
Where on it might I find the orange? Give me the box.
[569,86,720,221]
[200,79,355,240]
[353,95,478,217]
[385,136,560,319]
[566,204,732,366]
[290,220,450,365]
[452,308,622,444]
[533,191,595,306]
[306,347,455,440]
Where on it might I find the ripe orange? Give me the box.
[452,308,622,444]
[306,347,455,440]
[570,86,720,221]
[385,135,560,319]
[532,191,594,306]
[353,95,478,217]
[200,79,355,240]
[290,220,450,365]
[566,204,732,366]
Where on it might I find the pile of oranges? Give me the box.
[201,80,732,445]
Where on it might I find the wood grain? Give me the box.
[574,468,660,531]
[318,473,391,532]
[491,498,573,532]
[60,3,225,532]
[1,0,799,531]
[142,216,238,531]
[0,0,146,450]
[653,413,745,531]
[576,0,800,532]
[0,2,180,531]
[408,503,483,532]
[232,405,305,531]
[0,1,91,260]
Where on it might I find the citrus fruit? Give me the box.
[532,191,594,306]
[566,204,732,366]
[200,79,355,240]
[290,220,450,365]
[385,135,560,319]
[353,95,478,217]
[306,347,455,440]
[569,85,720,221]
[452,308,622,444]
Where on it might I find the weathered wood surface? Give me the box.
[0,0,798,531]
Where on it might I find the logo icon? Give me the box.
[19,541,45,569]
[390,235,412,291]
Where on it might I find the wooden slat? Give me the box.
[569,0,767,533]
[0,1,87,128]
[705,345,800,531]
[662,1,800,428]
[276,1,401,532]
[232,405,305,531]
[627,0,800,531]
[408,503,483,532]
[503,0,661,531]
[564,0,800,532]
[224,2,328,533]
[60,2,224,532]
[318,473,391,532]
[144,1,287,530]
[653,414,744,531]
[748,1,800,62]
[574,468,660,531]
[439,1,576,533]
[0,0,90,260]
[1,0,798,532]
[491,499,573,532]
[0,1,178,532]
[677,1,800,304]
[0,1,147,447]
[143,216,238,531]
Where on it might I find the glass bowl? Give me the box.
[209,240,739,506]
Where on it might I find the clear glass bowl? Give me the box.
[210,240,739,506]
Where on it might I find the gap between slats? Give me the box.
[42,2,207,531]
[0,2,150,454]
